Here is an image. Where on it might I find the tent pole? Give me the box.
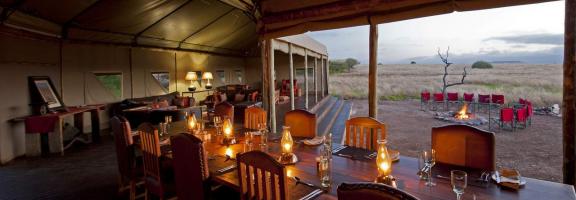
[314,57,318,103]
[289,43,295,110]
[563,0,576,186]
[368,23,378,118]
[268,40,277,133]
[305,50,309,110]
[261,40,270,120]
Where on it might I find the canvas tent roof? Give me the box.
[0,0,557,55]
[0,0,258,56]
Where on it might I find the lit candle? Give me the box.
[376,139,394,185]
[187,114,197,132]
[225,146,234,158]
[286,169,293,178]
[280,126,294,154]
[223,118,232,138]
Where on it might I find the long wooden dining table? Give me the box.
[157,120,576,200]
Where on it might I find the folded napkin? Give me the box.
[492,168,526,190]
[302,136,324,146]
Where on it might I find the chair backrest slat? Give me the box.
[237,151,287,200]
[244,106,267,130]
[345,117,386,151]
[138,123,162,183]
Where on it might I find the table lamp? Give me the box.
[185,72,198,91]
[202,72,213,89]
[279,126,298,164]
[375,139,396,187]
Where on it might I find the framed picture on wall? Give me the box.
[216,70,226,84]
[28,76,66,112]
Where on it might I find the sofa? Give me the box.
[110,92,203,128]
[200,85,262,124]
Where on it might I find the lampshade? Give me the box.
[185,72,198,81]
[202,72,213,80]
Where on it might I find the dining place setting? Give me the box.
[111,106,576,200]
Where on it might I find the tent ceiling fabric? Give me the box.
[0,0,258,55]
[257,0,558,39]
[0,0,559,54]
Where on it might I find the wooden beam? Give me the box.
[269,39,277,132]
[368,23,378,118]
[305,50,309,109]
[289,43,295,110]
[563,0,576,186]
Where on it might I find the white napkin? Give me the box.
[302,136,324,146]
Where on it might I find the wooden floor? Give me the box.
[0,94,352,200]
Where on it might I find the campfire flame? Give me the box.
[455,103,470,120]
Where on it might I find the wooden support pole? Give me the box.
[289,44,295,110]
[325,58,329,96]
[563,0,576,186]
[269,40,277,132]
[261,40,270,114]
[368,24,378,118]
[314,57,318,103]
[305,50,309,109]
[321,56,325,98]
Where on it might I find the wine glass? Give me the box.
[451,170,467,200]
[421,149,436,186]
[258,122,268,148]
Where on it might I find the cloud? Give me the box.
[485,33,563,45]
[399,46,563,64]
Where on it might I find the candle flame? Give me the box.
[287,169,293,177]
[283,143,291,152]
[225,147,233,158]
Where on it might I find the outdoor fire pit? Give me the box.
[434,103,488,126]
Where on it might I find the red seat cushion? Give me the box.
[447,92,458,101]
[421,91,430,101]
[433,93,444,102]
[464,93,474,102]
[500,108,514,122]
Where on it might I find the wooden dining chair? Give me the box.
[170,133,210,200]
[337,182,419,200]
[345,117,386,151]
[236,151,288,200]
[138,123,175,200]
[284,109,317,138]
[111,116,142,200]
[213,101,235,123]
[431,124,496,171]
[244,106,267,130]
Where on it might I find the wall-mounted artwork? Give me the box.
[28,76,66,112]
[216,70,226,84]
[235,69,243,83]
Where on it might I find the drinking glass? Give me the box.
[244,131,254,152]
[421,149,436,186]
[319,156,331,188]
[258,122,268,148]
[213,116,222,135]
[451,170,468,200]
[417,153,428,180]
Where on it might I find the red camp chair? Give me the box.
[478,94,491,113]
[432,92,445,111]
[463,93,475,113]
[499,108,515,131]
[515,107,528,129]
[491,94,505,108]
[446,92,459,110]
[526,100,533,126]
[420,90,431,111]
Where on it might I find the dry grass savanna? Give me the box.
[329,64,562,107]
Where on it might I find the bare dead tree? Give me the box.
[438,47,467,96]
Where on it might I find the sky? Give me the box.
[307,1,565,64]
